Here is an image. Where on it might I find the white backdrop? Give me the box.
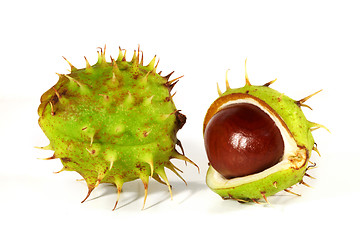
[1,1,359,239]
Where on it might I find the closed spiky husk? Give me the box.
[38,46,198,210]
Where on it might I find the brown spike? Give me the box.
[52,87,61,100]
[298,103,313,110]
[137,44,140,63]
[81,185,95,203]
[261,192,270,204]
[297,89,323,105]
[176,139,185,155]
[122,49,127,61]
[164,71,175,80]
[284,188,301,197]
[53,167,66,174]
[167,80,179,92]
[300,180,313,188]
[168,75,184,85]
[304,173,316,179]
[175,110,187,130]
[37,153,56,160]
[313,143,321,156]
[263,78,277,87]
[164,75,184,92]
[306,162,317,171]
[155,58,160,69]
[140,50,144,65]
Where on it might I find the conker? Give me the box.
[204,103,284,179]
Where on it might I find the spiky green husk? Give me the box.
[204,64,326,203]
[38,47,197,209]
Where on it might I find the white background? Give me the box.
[1,0,359,239]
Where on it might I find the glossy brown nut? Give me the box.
[204,103,284,179]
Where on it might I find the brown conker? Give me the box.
[204,103,284,179]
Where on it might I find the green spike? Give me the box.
[139,174,149,210]
[142,95,154,106]
[34,144,53,150]
[84,56,92,70]
[112,178,124,211]
[171,150,200,173]
[63,75,90,94]
[244,58,251,86]
[96,46,107,65]
[156,167,173,200]
[124,91,134,105]
[116,46,124,62]
[139,71,151,85]
[130,50,138,63]
[105,150,117,171]
[147,55,156,70]
[141,153,154,177]
[62,56,77,72]
[129,60,139,77]
[166,161,187,185]
[309,121,330,133]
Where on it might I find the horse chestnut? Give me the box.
[204,62,326,202]
[204,103,284,179]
